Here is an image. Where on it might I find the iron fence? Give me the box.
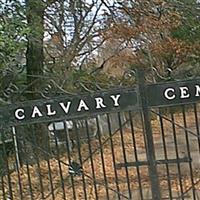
[0,70,200,200]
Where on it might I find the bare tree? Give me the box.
[44,0,105,82]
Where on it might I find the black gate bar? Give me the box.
[137,69,161,200]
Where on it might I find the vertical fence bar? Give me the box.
[193,103,200,198]
[63,121,77,200]
[170,111,184,199]
[117,112,132,199]
[106,113,121,200]
[2,134,13,200]
[26,163,34,200]
[12,127,20,170]
[95,117,110,200]
[26,165,34,200]
[128,111,144,200]
[193,104,200,156]
[22,138,34,200]
[11,127,23,200]
[158,109,173,199]
[74,121,88,200]
[85,119,99,200]
[137,69,161,200]
[182,105,196,200]
[31,125,45,199]
[52,123,66,200]
[46,154,55,200]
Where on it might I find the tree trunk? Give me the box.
[26,0,44,99]
[25,0,50,161]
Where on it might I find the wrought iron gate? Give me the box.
[0,70,200,200]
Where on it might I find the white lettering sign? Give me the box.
[59,102,71,114]
[110,94,121,106]
[77,100,89,111]
[195,85,200,97]
[15,108,25,120]
[12,92,129,121]
[95,97,106,109]
[180,86,190,99]
[46,104,56,116]
[164,88,175,100]
[31,106,43,118]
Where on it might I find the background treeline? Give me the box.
[0,0,200,104]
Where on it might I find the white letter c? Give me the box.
[164,88,176,100]
[15,108,25,120]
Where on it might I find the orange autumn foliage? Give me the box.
[99,0,199,79]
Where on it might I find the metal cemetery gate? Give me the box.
[0,70,200,200]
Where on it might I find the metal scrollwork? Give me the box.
[123,69,137,80]
[152,67,173,81]
[120,69,137,86]
[15,64,26,74]
[74,80,94,93]
[40,80,54,99]
[0,65,21,103]
[152,66,199,82]
[2,83,19,99]
[40,79,76,99]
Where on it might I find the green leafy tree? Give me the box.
[0,0,28,104]
[0,0,27,69]
[171,0,200,42]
